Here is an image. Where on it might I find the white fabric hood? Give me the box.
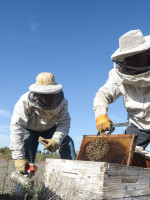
[114,62,150,87]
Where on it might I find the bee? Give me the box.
[86,138,110,161]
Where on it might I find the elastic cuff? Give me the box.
[95,108,107,120]
[12,150,25,160]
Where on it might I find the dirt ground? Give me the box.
[0,159,45,194]
[0,159,62,200]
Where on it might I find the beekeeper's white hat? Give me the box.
[111,29,150,61]
[29,72,62,94]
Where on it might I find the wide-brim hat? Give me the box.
[111,30,150,61]
[29,72,63,94]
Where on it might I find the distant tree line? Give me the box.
[0,147,60,161]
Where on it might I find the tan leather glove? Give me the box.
[96,114,113,135]
[14,158,29,173]
[41,138,59,152]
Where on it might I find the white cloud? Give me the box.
[0,134,10,148]
[0,110,11,118]
[30,22,38,32]
[29,14,38,32]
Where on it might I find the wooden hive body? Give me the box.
[44,159,150,200]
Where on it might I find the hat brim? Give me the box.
[111,35,150,61]
[29,82,63,94]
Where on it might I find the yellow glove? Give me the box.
[14,158,29,173]
[96,114,113,135]
[41,138,59,152]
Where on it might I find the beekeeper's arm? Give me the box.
[94,69,122,133]
[9,97,30,172]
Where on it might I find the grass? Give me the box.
[0,147,60,162]
[0,148,12,160]
[0,147,62,200]
[0,159,62,200]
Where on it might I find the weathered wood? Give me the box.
[44,159,150,200]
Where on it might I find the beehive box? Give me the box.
[44,159,150,200]
[132,152,150,168]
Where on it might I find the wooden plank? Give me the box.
[44,159,106,199]
[107,163,150,176]
[102,163,150,199]
[44,159,150,200]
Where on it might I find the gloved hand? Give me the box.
[41,138,59,152]
[96,114,113,135]
[14,158,29,173]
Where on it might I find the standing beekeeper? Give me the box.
[10,72,76,173]
[94,29,150,153]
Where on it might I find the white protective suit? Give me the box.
[9,92,71,159]
[94,63,150,131]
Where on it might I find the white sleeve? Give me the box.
[93,69,122,119]
[9,95,30,159]
[52,98,71,145]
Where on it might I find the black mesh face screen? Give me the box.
[115,58,150,75]
[28,91,64,110]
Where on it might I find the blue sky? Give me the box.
[0,0,150,151]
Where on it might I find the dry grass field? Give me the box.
[0,159,62,200]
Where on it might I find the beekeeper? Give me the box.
[10,72,76,173]
[94,29,150,153]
